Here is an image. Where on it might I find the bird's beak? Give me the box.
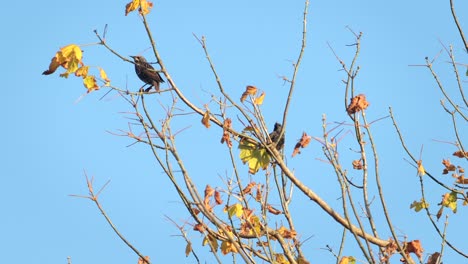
[130,55,135,59]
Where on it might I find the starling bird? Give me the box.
[130,55,165,92]
[269,123,285,150]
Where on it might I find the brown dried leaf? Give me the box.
[453,150,468,158]
[266,204,283,215]
[185,242,192,257]
[193,223,206,233]
[240,85,257,102]
[214,190,223,205]
[292,132,312,157]
[201,110,211,128]
[426,252,441,264]
[220,118,232,148]
[402,240,423,260]
[346,94,369,114]
[241,182,256,195]
[204,184,215,211]
[442,159,456,174]
[255,184,263,202]
[352,159,363,170]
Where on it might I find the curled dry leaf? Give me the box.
[255,184,263,202]
[381,238,398,263]
[241,182,256,195]
[402,240,424,261]
[193,223,206,233]
[201,110,211,128]
[455,175,468,184]
[292,132,312,157]
[426,252,441,264]
[453,150,468,158]
[220,118,232,147]
[204,184,215,211]
[352,159,363,170]
[266,204,283,215]
[185,242,192,257]
[240,85,257,102]
[214,190,223,205]
[442,159,456,174]
[346,94,369,114]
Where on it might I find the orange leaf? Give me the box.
[204,185,215,211]
[220,118,232,148]
[352,159,363,170]
[137,256,150,264]
[255,184,262,202]
[240,85,257,102]
[453,150,468,158]
[125,0,140,15]
[266,204,283,215]
[214,190,223,205]
[241,182,256,195]
[346,94,369,114]
[403,240,424,259]
[201,110,211,128]
[193,223,205,233]
[292,132,312,157]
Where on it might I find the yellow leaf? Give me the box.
[338,256,356,264]
[202,234,218,252]
[239,140,271,174]
[275,254,290,264]
[227,203,243,218]
[99,67,111,86]
[125,0,140,15]
[417,160,425,176]
[75,66,89,78]
[221,240,238,255]
[83,75,99,93]
[44,44,83,77]
[410,199,429,212]
[441,191,457,213]
[254,91,265,105]
[139,0,153,15]
[185,242,192,257]
[125,0,153,16]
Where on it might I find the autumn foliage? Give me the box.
[43,0,468,263]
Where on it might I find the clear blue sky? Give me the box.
[2,0,467,263]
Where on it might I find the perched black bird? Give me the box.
[269,123,285,150]
[130,55,165,92]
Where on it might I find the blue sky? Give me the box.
[2,0,467,263]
